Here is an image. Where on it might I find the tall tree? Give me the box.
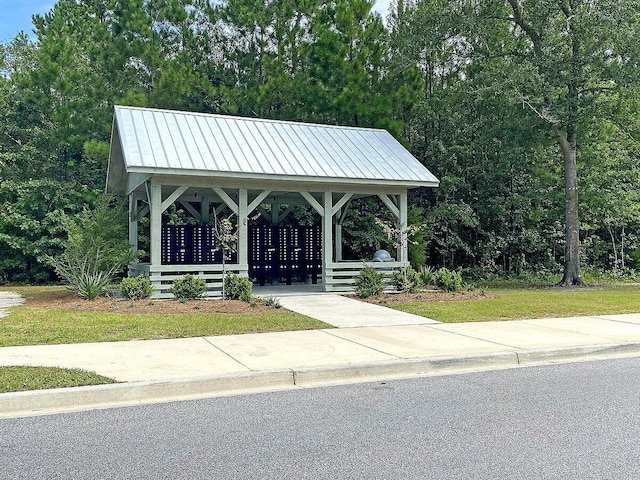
[482,0,640,285]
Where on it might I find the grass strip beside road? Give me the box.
[0,366,116,393]
[0,308,329,347]
[392,286,640,322]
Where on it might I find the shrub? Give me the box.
[224,273,252,302]
[354,265,385,298]
[120,276,154,300]
[46,195,133,300]
[391,266,420,293]
[264,295,282,308]
[419,265,435,287]
[434,267,463,292]
[49,248,121,300]
[170,274,207,300]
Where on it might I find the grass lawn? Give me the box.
[391,285,640,322]
[0,366,117,393]
[0,285,331,347]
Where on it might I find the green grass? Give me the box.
[392,285,640,322]
[0,366,116,393]
[0,308,330,347]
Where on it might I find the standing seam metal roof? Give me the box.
[108,105,439,190]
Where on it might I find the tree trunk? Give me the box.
[555,124,585,286]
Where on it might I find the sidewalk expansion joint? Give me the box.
[320,330,402,359]
[201,336,253,371]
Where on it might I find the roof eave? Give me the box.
[125,166,440,189]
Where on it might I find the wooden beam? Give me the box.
[161,185,188,213]
[277,205,295,224]
[378,193,399,219]
[213,187,239,215]
[331,193,353,217]
[248,190,272,214]
[178,201,202,223]
[149,183,162,267]
[338,199,352,225]
[300,191,324,217]
[322,191,333,291]
[238,188,248,269]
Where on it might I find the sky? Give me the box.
[0,0,393,42]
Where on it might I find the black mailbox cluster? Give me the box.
[161,225,238,265]
[250,225,321,285]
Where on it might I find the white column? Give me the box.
[149,183,162,267]
[238,188,248,273]
[322,191,333,291]
[201,197,211,224]
[399,191,408,264]
[128,194,139,258]
[335,209,342,261]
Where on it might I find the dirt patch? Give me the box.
[24,289,277,314]
[356,290,493,305]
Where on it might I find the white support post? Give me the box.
[149,183,163,268]
[271,203,280,226]
[201,197,211,224]
[399,191,408,264]
[238,188,248,273]
[128,194,138,259]
[335,209,343,262]
[322,191,333,291]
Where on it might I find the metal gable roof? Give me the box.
[107,105,439,194]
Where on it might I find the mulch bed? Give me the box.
[22,288,490,314]
[355,290,493,305]
[24,289,276,314]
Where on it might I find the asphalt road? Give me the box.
[2,358,639,479]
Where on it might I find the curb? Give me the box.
[2,343,640,418]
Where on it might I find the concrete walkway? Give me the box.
[2,309,640,417]
[276,294,439,327]
[0,291,24,318]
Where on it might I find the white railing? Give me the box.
[324,261,406,292]
[129,260,405,296]
[128,262,249,298]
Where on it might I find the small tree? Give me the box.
[47,195,132,299]
[375,217,424,293]
[212,215,238,299]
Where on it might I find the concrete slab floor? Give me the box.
[205,330,395,370]
[276,294,438,327]
[324,325,516,358]
[432,321,618,349]
[521,317,640,342]
[0,338,250,382]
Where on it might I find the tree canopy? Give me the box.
[1,0,639,283]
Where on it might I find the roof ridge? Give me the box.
[114,105,386,133]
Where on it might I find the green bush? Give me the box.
[120,276,154,300]
[419,265,435,287]
[391,266,420,293]
[434,267,463,292]
[169,274,207,300]
[354,265,385,298]
[224,273,252,302]
[46,195,133,300]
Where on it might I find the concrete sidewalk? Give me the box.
[2,313,640,418]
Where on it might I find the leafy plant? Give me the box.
[434,267,463,293]
[223,273,252,302]
[264,295,282,308]
[354,264,385,298]
[46,195,132,299]
[391,266,421,293]
[120,276,154,301]
[212,216,238,299]
[419,266,436,287]
[169,274,207,301]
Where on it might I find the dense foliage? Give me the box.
[1,0,639,284]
